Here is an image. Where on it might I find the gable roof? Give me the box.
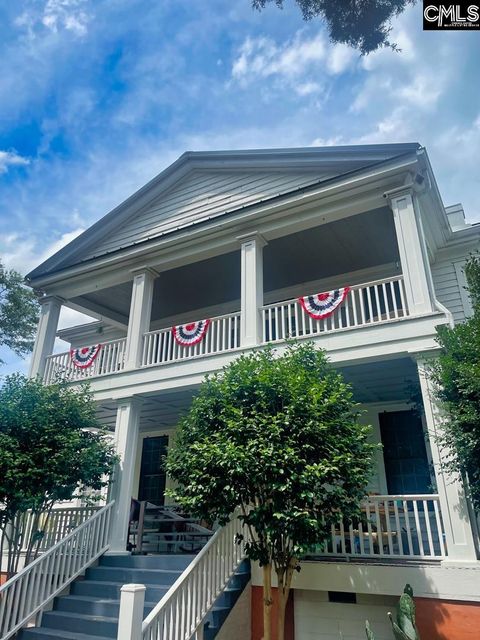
[27,143,421,282]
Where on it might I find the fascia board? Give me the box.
[29,154,419,292]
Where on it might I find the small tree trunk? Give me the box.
[278,589,286,640]
[263,563,273,640]
[276,559,297,640]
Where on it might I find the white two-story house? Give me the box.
[10,144,480,640]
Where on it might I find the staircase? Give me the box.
[19,554,250,640]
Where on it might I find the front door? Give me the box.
[379,410,432,495]
[138,436,168,505]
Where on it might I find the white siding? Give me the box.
[294,590,396,640]
[83,169,328,260]
[431,256,471,323]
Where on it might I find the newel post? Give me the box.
[117,584,146,640]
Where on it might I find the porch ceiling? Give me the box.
[340,357,419,404]
[96,388,196,432]
[96,358,419,433]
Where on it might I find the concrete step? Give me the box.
[72,579,170,602]
[85,565,182,585]
[100,553,195,570]
[20,627,112,640]
[54,594,157,618]
[41,610,118,638]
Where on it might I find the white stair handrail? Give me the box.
[141,514,246,640]
[0,501,114,640]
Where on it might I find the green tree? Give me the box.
[252,0,415,54]
[166,342,377,640]
[431,255,480,511]
[0,260,39,364]
[0,374,116,578]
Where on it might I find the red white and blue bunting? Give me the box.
[70,344,103,368]
[298,287,350,320]
[172,320,211,347]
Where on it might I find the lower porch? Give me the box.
[94,354,477,566]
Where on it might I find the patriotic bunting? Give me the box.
[298,287,350,320]
[173,319,211,347]
[70,344,103,368]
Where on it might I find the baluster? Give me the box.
[366,286,374,323]
[359,287,367,324]
[274,305,280,341]
[412,500,425,556]
[374,500,384,556]
[281,305,287,340]
[293,302,299,337]
[339,521,346,555]
[393,501,403,555]
[344,294,351,327]
[287,303,293,337]
[381,282,390,320]
[398,278,407,316]
[216,319,221,353]
[423,499,435,557]
[358,516,365,555]
[364,501,373,555]
[384,500,394,555]
[389,280,399,318]
[351,288,358,327]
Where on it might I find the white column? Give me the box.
[125,268,156,370]
[416,358,477,562]
[108,396,143,554]
[117,584,145,640]
[389,190,433,316]
[239,233,266,347]
[29,295,62,378]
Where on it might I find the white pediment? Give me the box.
[82,168,330,260]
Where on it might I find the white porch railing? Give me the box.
[262,276,408,343]
[43,338,127,384]
[0,501,114,640]
[314,494,445,560]
[21,506,100,553]
[140,515,246,640]
[142,311,241,368]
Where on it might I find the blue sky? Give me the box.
[0,0,479,374]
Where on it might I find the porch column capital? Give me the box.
[236,231,268,248]
[130,266,160,278]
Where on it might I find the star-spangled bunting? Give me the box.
[172,319,211,346]
[70,344,103,368]
[298,287,350,320]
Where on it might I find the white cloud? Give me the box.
[231,30,357,88]
[15,0,90,37]
[0,150,30,174]
[1,227,85,275]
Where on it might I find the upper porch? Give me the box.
[32,193,450,396]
